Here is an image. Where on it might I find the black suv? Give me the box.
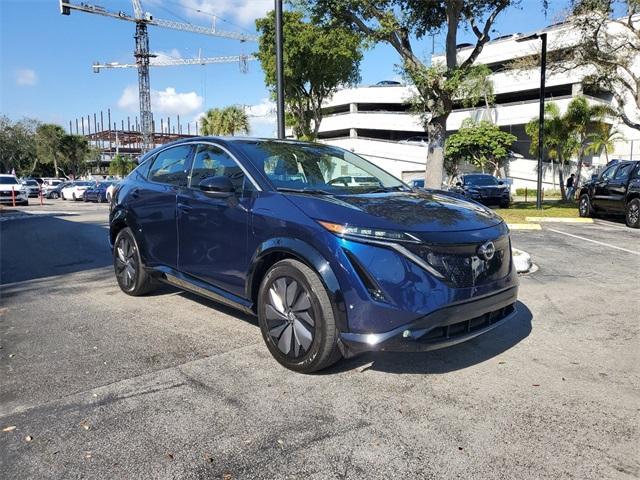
[578,160,640,228]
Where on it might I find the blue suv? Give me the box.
[110,138,518,372]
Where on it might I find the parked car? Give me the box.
[46,181,72,199]
[373,80,401,86]
[399,136,428,146]
[83,182,113,203]
[106,182,119,202]
[61,181,95,201]
[451,174,511,208]
[578,160,640,228]
[327,175,380,187]
[40,178,65,196]
[0,174,28,206]
[110,138,518,373]
[20,179,41,197]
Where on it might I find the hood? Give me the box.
[284,190,503,233]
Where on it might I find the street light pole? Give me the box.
[275,0,285,139]
[517,32,547,209]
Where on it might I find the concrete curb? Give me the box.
[508,223,542,230]
[512,248,533,273]
[525,217,593,223]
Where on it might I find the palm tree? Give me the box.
[200,106,250,136]
[525,103,579,200]
[564,96,615,189]
[585,124,625,165]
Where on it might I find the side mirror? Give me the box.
[198,176,235,197]
[455,182,462,187]
[498,180,504,185]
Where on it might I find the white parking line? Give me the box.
[547,228,640,256]
[593,219,634,231]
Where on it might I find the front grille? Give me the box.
[405,235,511,288]
[418,303,515,344]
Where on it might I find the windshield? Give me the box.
[239,142,407,194]
[465,176,499,186]
[75,181,94,186]
[0,176,19,185]
[24,180,38,186]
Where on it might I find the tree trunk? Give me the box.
[574,146,585,190]
[425,116,446,189]
[558,164,566,200]
[54,154,59,177]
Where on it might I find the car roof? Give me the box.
[0,174,16,177]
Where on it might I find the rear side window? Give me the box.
[190,144,252,193]
[614,163,633,180]
[148,145,192,187]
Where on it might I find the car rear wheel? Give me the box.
[257,259,342,373]
[51,192,59,199]
[113,227,156,296]
[626,198,640,228]
[578,194,593,217]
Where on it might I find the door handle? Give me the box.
[177,203,192,213]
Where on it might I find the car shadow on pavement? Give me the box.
[327,301,533,375]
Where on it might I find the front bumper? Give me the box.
[339,285,518,357]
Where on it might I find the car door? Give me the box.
[129,144,193,269]
[592,164,618,211]
[177,143,256,297]
[605,162,634,212]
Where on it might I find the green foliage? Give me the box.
[256,10,362,139]
[445,120,516,175]
[108,154,136,177]
[525,102,579,165]
[585,124,625,163]
[566,0,640,130]
[0,116,39,176]
[60,134,94,177]
[36,123,66,176]
[200,106,250,136]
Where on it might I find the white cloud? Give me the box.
[151,48,182,65]
[171,0,271,27]
[118,85,203,116]
[246,98,276,137]
[15,69,37,86]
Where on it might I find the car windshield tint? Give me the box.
[0,177,19,185]
[239,142,406,194]
[465,176,498,186]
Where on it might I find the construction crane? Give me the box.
[93,54,257,73]
[59,0,258,152]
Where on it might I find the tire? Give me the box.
[257,259,342,373]
[578,194,593,218]
[19,200,28,206]
[113,227,156,296]
[51,192,59,199]
[83,196,88,202]
[626,198,640,228]
[500,202,510,209]
[98,195,104,204]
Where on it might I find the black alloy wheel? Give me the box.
[113,227,156,296]
[626,198,640,228]
[578,194,592,217]
[258,259,342,373]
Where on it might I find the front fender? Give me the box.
[246,237,348,333]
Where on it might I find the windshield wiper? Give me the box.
[364,186,410,193]
[276,187,332,195]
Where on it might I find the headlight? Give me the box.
[317,220,421,244]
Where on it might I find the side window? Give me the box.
[190,144,252,194]
[614,163,633,180]
[600,164,617,181]
[633,163,640,179]
[148,145,192,186]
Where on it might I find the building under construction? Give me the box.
[69,109,200,174]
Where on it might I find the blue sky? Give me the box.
[1,0,582,137]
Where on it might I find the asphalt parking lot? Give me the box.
[1,201,639,479]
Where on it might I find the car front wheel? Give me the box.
[626,198,640,228]
[578,194,593,217]
[257,259,342,373]
[113,227,156,296]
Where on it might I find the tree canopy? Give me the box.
[445,119,516,177]
[200,106,250,136]
[256,10,362,140]
[0,116,38,176]
[303,0,518,187]
[565,0,640,131]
